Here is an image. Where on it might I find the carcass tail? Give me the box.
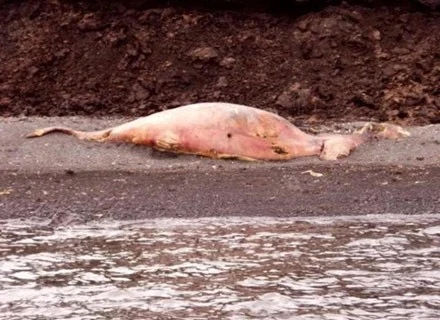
[26,126,112,141]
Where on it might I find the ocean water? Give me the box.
[1,215,440,320]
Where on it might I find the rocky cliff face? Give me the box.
[0,0,439,125]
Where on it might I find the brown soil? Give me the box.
[0,0,439,125]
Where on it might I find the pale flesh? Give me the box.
[26,102,410,161]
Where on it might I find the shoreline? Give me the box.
[1,117,439,224]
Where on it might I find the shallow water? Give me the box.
[1,215,440,320]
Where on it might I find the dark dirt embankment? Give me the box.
[0,0,439,125]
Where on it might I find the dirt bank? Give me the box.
[1,0,439,125]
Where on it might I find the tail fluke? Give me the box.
[26,126,113,141]
[26,127,79,138]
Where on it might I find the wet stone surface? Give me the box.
[0,215,440,319]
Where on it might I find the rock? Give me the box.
[276,83,320,113]
[297,19,309,32]
[54,48,70,59]
[369,29,381,41]
[300,43,323,59]
[130,83,150,102]
[276,92,294,109]
[216,76,228,88]
[0,97,12,107]
[212,91,221,99]
[220,57,236,68]
[77,13,102,32]
[28,66,39,77]
[105,31,127,47]
[188,47,219,62]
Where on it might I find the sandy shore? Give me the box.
[1,117,439,224]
